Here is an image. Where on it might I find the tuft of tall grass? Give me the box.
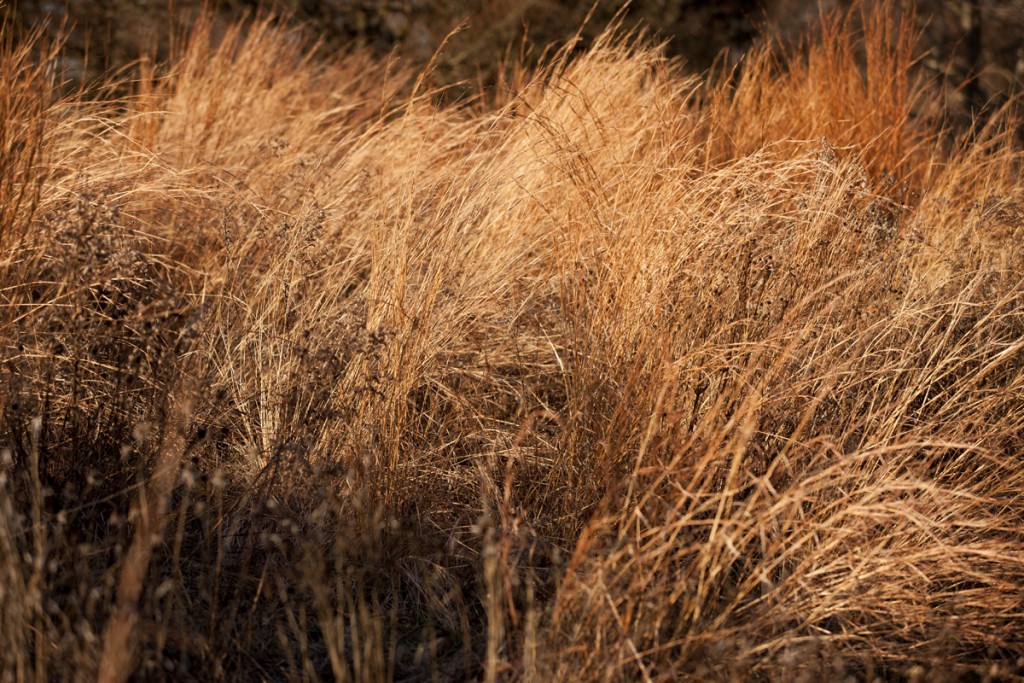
[1,3,1022,680]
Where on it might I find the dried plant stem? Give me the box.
[96,381,194,683]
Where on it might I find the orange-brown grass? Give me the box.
[1,4,1022,681]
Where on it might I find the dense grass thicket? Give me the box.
[1,4,1023,680]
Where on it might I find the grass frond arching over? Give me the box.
[1,3,1022,681]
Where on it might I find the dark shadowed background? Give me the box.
[5,1,1023,122]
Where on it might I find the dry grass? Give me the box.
[1,3,1023,681]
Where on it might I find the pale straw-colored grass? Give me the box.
[1,3,1021,680]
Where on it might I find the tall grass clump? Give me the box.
[1,2,1022,680]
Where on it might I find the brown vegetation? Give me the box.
[1,3,1023,680]
[8,0,1024,120]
